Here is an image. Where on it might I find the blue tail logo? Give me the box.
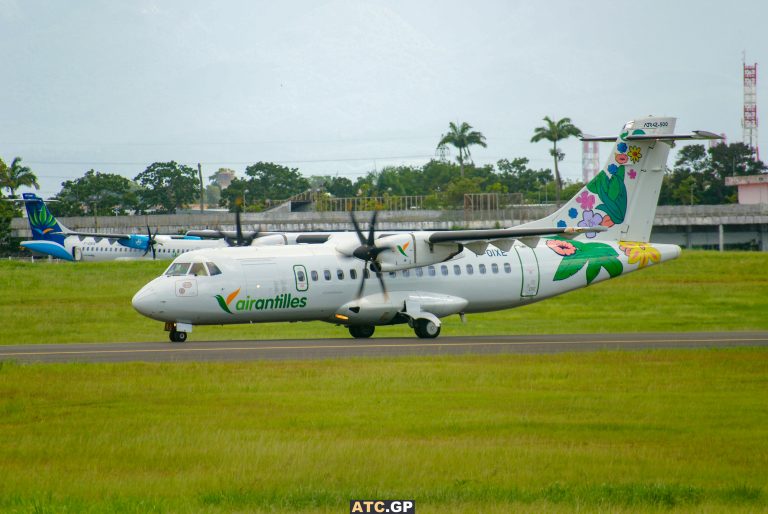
[23,193,66,244]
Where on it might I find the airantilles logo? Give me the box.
[397,241,410,257]
[215,287,308,314]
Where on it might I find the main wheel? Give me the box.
[348,325,375,339]
[169,330,187,343]
[414,319,440,339]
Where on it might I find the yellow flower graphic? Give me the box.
[627,146,642,163]
[619,241,661,268]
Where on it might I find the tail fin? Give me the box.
[519,116,720,242]
[22,193,69,244]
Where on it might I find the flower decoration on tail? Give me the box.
[618,241,661,268]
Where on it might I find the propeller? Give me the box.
[142,225,160,259]
[349,210,388,299]
[218,199,262,247]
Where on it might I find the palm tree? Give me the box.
[0,157,39,198]
[531,117,582,206]
[437,122,487,178]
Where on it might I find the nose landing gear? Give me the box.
[165,321,191,343]
[169,330,187,343]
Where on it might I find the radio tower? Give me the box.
[743,56,758,160]
[581,137,600,183]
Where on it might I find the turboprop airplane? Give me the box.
[132,117,721,342]
[16,194,228,261]
[16,194,318,261]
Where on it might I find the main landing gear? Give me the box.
[348,325,375,339]
[414,319,440,339]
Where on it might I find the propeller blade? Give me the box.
[235,209,244,246]
[367,210,377,247]
[356,269,366,299]
[350,211,365,244]
[375,269,388,299]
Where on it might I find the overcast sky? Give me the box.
[1,0,766,198]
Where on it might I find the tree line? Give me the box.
[1,119,765,223]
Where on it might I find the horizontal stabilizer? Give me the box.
[581,130,723,142]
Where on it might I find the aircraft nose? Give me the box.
[132,285,157,317]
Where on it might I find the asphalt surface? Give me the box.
[1,332,766,363]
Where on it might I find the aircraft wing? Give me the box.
[52,231,132,240]
[427,226,606,244]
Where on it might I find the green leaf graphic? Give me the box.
[214,295,232,314]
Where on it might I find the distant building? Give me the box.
[211,168,236,189]
[725,175,768,204]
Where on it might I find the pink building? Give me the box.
[725,175,768,204]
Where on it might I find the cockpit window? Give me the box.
[165,262,191,276]
[207,262,222,276]
[189,262,208,276]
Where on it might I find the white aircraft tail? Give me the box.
[519,117,720,242]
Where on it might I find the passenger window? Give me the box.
[189,262,208,276]
[453,264,461,275]
[389,271,396,278]
[466,264,474,275]
[492,263,499,274]
[323,270,331,281]
[504,262,512,273]
[415,268,423,277]
[479,264,486,274]
[311,270,319,281]
[297,270,306,282]
[207,262,222,275]
[441,265,448,276]
[337,269,344,280]
[402,269,410,277]
[350,269,357,280]
[428,266,436,277]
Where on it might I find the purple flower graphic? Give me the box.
[577,210,603,238]
[575,191,595,211]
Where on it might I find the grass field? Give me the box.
[1,250,767,345]
[1,349,766,513]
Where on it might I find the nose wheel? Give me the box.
[169,330,187,343]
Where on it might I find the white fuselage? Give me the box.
[132,239,681,328]
[64,235,227,262]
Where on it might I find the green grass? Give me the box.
[0,349,766,512]
[1,250,767,345]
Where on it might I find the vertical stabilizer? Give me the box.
[519,117,676,242]
[22,193,69,244]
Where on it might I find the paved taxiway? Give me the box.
[1,332,766,363]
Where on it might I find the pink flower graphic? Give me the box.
[628,169,637,179]
[546,239,576,256]
[575,191,595,211]
[615,153,628,164]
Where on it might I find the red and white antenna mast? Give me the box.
[581,138,599,183]
[743,55,758,160]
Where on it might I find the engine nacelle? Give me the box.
[251,234,287,246]
[375,233,461,272]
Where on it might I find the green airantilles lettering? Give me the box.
[232,293,308,312]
